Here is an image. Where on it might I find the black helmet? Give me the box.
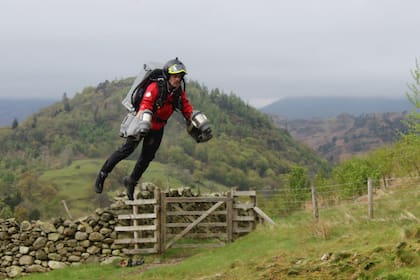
[163,57,187,80]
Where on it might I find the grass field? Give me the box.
[20,180,419,279]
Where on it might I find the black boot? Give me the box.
[94,171,107,193]
[123,176,137,200]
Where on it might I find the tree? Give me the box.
[62,92,71,112]
[29,209,41,220]
[4,190,22,210]
[286,165,310,199]
[14,205,29,221]
[282,166,311,212]
[11,118,18,129]
[393,60,420,176]
[405,60,420,135]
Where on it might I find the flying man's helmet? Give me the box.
[163,57,187,80]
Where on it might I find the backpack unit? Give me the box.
[122,66,184,113]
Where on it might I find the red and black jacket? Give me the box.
[138,81,193,130]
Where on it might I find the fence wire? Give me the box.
[256,176,420,221]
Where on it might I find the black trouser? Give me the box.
[100,129,164,182]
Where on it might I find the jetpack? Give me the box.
[121,63,163,112]
[119,63,162,138]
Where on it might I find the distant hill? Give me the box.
[261,96,411,119]
[0,98,57,127]
[271,112,409,163]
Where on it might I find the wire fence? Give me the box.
[256,176,420,222]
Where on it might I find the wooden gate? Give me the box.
[115,189,274,255]
[114,188,161,255]
[161,194,230,251]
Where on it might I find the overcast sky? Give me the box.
[1,0,419,108]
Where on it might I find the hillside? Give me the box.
[0,78,329,219]
[261,96,411,119]
[0,98,57,127]
[271,112,408,163]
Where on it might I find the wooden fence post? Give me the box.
[159,191,167,254]
[154,188,161,254]
[311,184,319,223]
[226,190,233,243]
[252,191,257,229]
[61,200,72,220]
[132,200,139,251]
[368,178,374,219]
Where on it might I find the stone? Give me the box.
[48,233,61,241]
[101,256,122,265]
[56,242,65,250]
[84,224,94,234]
[85,255,100,264]
[100,212,114,222]
[48,261,66,270]
[80,240,90,248]
[26,264,47,273]
[35,250,48,261]
[72,251,82,256]
[77,223,87,232]
[68,255,81,262]
[87,246,100,254]
[0,231,10,240]
[63,227,76,237]
[46,242,56,253]
[102,249,111,255]
[19,246,30,254]
[112,249,121,256]
[75,231,88,241]
[81,253,90,259]
[20,221,32,231]
[57,247,67,256]
[6,266,22,278]
[7,227,17,234]
[23,236,34,247]
[102,238,114,244]
[57,225,64,234]
[74,246,85,252]
[66,239,77,247]
[100,228,112,235]
[19,255,33,266]
[39,222,57,233]
[321,253,331,261]
[89,232,104,242]
[32,237,47,250]
[47,253,61,261]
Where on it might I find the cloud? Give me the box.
[0,0,419,107]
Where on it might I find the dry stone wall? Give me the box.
[0,207,125,279]
[0,185,220,278]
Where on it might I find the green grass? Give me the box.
[19,182,420,280]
